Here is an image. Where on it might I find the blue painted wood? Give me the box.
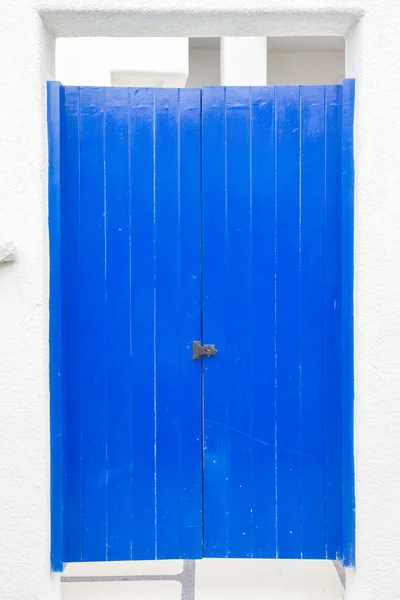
[249,86,276,557]
[202,83,355,561]
[79,87,108,561]
[202,87,277,558]
[175,89,203,557]
[129,87,157,559]
[300,85,326,559]
[224,87,253,557]
[275,86,302,559]
[324,84,342,560]
[58,84,202,564]
[104,87,132,560]
[341,79,356,567]
[154,88,202,559]
[154,88,183,559]
[47,80,64,573]
[201,86,228,557]
[62,86,83,564]
[49,82,355,566]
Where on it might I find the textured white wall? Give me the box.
[56,37,189,86]
[268,50,344,84]
[0,3,400,600]
[0,10,61,600]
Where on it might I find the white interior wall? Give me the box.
[56,37,189,86]
[186,47,220,87]
[221,36,267,85]
[268,51,345,84]
[111,70,187,87]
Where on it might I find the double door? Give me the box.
[48,81,355,569]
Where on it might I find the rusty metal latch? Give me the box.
[192,341,217,360]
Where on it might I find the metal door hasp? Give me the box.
[192,341,217,360]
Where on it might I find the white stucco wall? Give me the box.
[1,3,400,600]
[268,50,344,84]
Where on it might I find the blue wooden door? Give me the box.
[49,81,354,570]
[201,83,354,564]
[49,85,203,565]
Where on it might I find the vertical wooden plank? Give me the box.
[79,87,107,561]
[275,86,302,558]
[202,86,228,557]
[48,81,64,572]
[154,88,202,559]
[300,85,326,558]
[224,86,252,556]
[325,84,341,559]
[63,86,83,564]
[249,86,276,557]
[61,85,202,562]
[341,78,356,567]
[154,88,180,558]
[203,86,276,558]
[129,88,157,559]
[104,87,131,560]
[177,88,203,557]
